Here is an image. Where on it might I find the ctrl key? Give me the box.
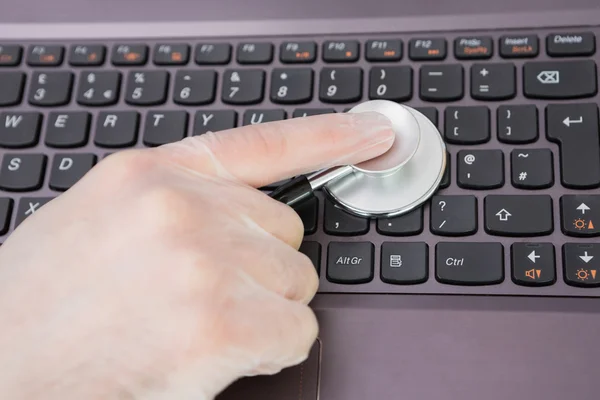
[436,242,504,285]
[327,242,374,284]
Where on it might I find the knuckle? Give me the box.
[281,251,319,303]
[98,149,158,186]
[136,185,193,232]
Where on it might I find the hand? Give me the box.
[0,111,394,400]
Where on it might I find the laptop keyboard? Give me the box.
[0,27,599,297]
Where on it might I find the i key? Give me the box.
[221,69,265,105]
[430,195,477,236]
[173,70,216,105]
[444,106,490,144]
[77,71,121,106]
[511,149,553,189]
[319,67,362,103]
[457,150,504,189]
[28,72,73,106]
[125,71,169,105]
[369,66,412,101]
[270,68,313,104]
[497,105,538,143]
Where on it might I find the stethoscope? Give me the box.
[270,100,447,218]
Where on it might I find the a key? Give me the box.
[524,60,597,99]
[546,103,600,188]
[365,39,402,61]
[439,152,451,189]
[563,243,600,287]
[322,40,359,62]
[294,197,318,235]
[471,63,516,100]
[292,108,336,118]
[270,68,313,104]
[49,154,96,191]
[319,67,362,103]
[15,197,53,227]
[299,241,321,274]
[0,198,13,235]
[457,150,504,189]
[68,44,105,66]
[454,36,493,59]
[237,42,273,64]
[111,44,148,65]
[409,38,446,60]
[484,195,553,236]
[560,195,600,237]
[415,107,438,127]
[511,243,556,287]
[280,41,316,63]
[327,242,374,284]
[193,110,237,135]
[125,71,169,106]
[0,45,22,66]
[28,72,73,106]
[143,111,188,146]
[0,154,46,191]
[0,112,41,148]
[430,195,477,236]
[94,112,139,148]
[26,45,64,66]
[194,43,231,65]
[381,242,428,285]
[499,35,539,58]
[0,72,25,106]
[221,69,265,105]
[444,106,490,144]
[436,242,504,285]
[497,105,538,144]
[242,110,286,126]
[511,149,553,189]
[420,65,463,101]
[324,198,369,236]
[377,207,423,236]
[77,71,121,106]
[45,112,90,148]
[546,32,595,57]
[173,70,216,105]
[153,43,189,65]
[368,66,412,101]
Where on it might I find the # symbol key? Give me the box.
[518,172,527,181]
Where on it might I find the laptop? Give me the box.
[1,0,600,398]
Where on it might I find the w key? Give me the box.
[484,195,553,236]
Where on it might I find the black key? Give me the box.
[546,103,600,188]
[111,44,148,65]
[327,242,374,284]
[497,105,538,144]
[560,195,600,237]
[143,111,188,146]
[193,110,237,135]
[319,67,362,103]
[173,70,216,105]
[0,154,46,192]
[280,41,316,63]
[221,69,265,105]
[45,112,90,148]
[430,195,477,236]
[0,198,12,235]
[68,44,105,66]
[270,68,313,104]
[94,112,139,148]
[295,197,318,235]
[499,35,539,58]
[523,60,597,99]
[322,40,359,62]
[77,71,121,106]
[377,207,423,236]
[0,44,22,66]
[484,195,553,236]
[436,242,504,285]
[381,242,428,285]
[49,154,96,191]
[563,243,600,287]
[292,108,336,118]
[368,66,412,101]
[365,40,402,61]
[324,198,369,236]
[409,38,446,60]
[419,65,463,101]
[0,112,41,148]
[26,45,64,66]
[28,71,74,106]
[454,36,493,59]
[511,243,556,287]
[153,43,189,65]
[195,43,231,65]
[511,149,553,189]
[547,32,595,57]
[15,197,53,227]
[415,107,438,127]
[457,150,504,189]
[125,71,169,106]
[0,72,25,106]
[242,109,286,126]
[299,241,321,274]
[471,63,516,100]
[237,42,273,64]
[444,106,489,144]
[439,152,451,189]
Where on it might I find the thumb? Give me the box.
[157,112,395,188]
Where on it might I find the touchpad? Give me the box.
[216,339,321,400]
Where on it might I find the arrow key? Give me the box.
[563,243,600,287]
[560,195,600,237]
[511,243,556,286]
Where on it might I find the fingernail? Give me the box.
[348,111,395,143]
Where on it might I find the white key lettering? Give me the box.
[201,114,214,126]
[54,115,68,128]
[59,157,73,171]
[104,115,117,128]
[152,114,164,127]
[5,115,23,128]
[8,157,21,171]
[250,113,264,124]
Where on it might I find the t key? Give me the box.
[444,106,490,144]
[125,71,169,105]
[28,72,73,106]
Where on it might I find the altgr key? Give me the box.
[327,242,374,284]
